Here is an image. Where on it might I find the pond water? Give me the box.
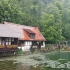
[0,51,70,70]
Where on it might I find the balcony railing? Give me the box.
[0,45,18,49]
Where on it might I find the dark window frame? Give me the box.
[29,33,35,39]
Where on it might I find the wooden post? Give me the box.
[66,41,68,47]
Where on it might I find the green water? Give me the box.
[0,51,70,70]
[46,51,70,60]
[44,51,70,70]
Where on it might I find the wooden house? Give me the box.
[0,24,20,54]
[3,21,46,51]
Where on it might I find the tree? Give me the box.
[0,0,26,24]
[18,0,43,26]
[40,13,64,43]
[62,24,70,39]
[45,4,61,23]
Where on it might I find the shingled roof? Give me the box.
[23,29,35,34]
[3,21,46,41]
[0,24,21,38]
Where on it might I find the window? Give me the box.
[29,34,35,39]
[24,29,35,39]
[6,38,14,45]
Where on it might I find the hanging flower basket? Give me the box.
[0,45,4,49]
[7,45,12,49]
[12,45,18,49]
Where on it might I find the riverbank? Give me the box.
[0,51,70,70]
[0,53,46,67]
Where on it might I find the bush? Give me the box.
[61,46,67,51]
[45,44,51,48]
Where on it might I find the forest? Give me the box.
[0,0,70,43]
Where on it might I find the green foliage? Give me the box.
[63,24,70,39]
[15,48,29,55]
[45,4,61,23]
[15,48,22,54]
[45,44,51,48]
[0,0,25,24]
[40,13,64,43]
[61,46,67,51]
[0,0,70,43]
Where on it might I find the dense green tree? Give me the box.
[45,4,61,23]
[0,0,70,42]
[18,0,43,26]
[62,8,70,24]
[0,0,26,24]
[62,24,70,39]
[40,13,64,43]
